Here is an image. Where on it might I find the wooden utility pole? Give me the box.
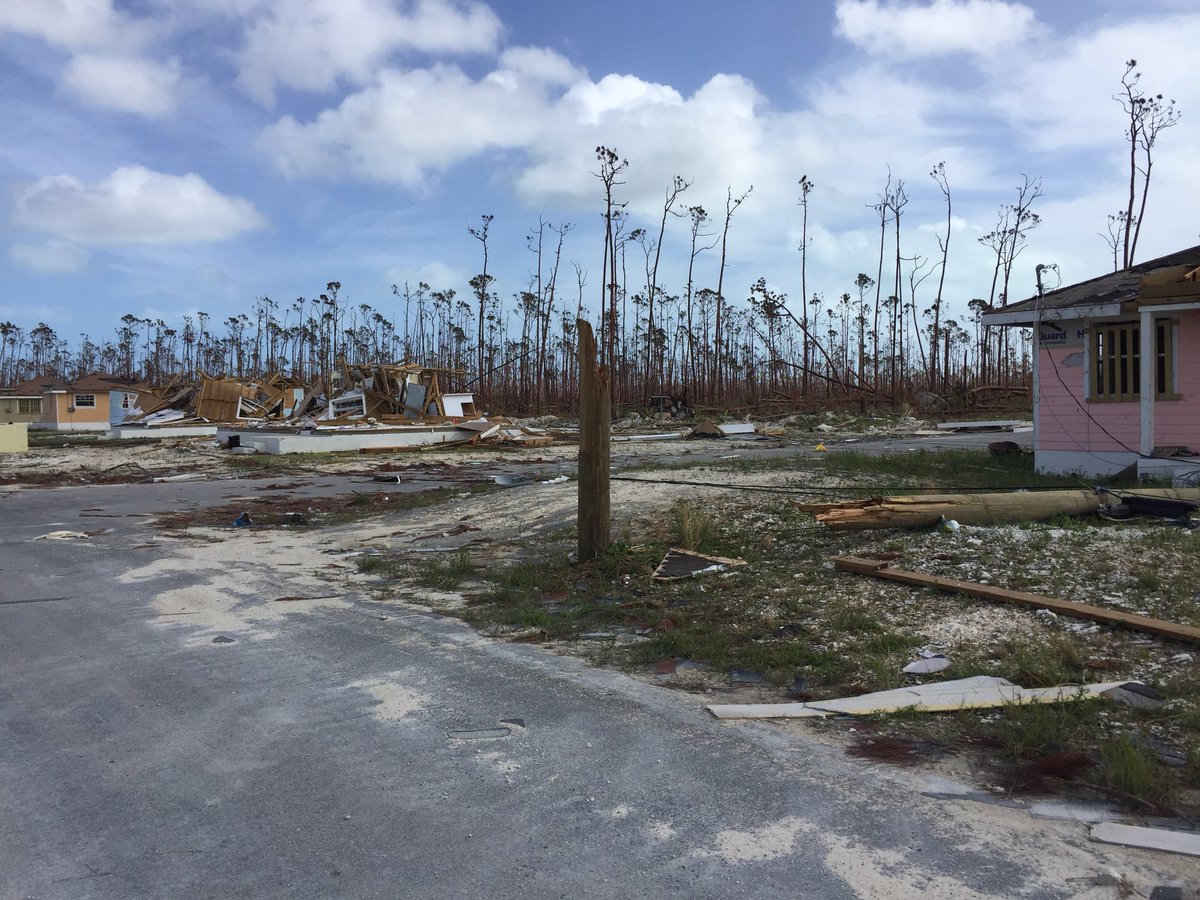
[577,319,610,562]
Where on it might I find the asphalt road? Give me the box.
[4,433,1187,900]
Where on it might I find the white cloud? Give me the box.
[234,0,503,105]
[0,0,128,49]
[835,0,1036,59]
[494,45,586,88]
[262,55,573,186]
[387,259,466,289]
[61,54,182,116]
[988,14,1200,153]
[12,166,267,245]
[8,240,90,274]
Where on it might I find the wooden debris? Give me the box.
[801,488,1200,531]
[833,556,1200,645]
[652,548,747,581]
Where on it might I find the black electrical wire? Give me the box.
[610,474,1107,496]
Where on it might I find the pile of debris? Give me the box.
[125,364,486,429]
[116,363,564,453]
[134,373,311,426]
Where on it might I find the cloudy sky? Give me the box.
[1,0,1197,344]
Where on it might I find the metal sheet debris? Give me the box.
[902,655,950,674]
[705,676,1138,720]
[33,530,92,540]
[1089,823,1200,857]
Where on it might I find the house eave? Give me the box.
[982,302,1123,327]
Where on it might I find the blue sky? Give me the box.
[1,0,1197,347]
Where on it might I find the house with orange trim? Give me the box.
[34,374,149,431]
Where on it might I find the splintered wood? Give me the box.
[801,488,1200,531]
[833,556,1200,645]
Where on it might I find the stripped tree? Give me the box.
[1115,59,1180,267]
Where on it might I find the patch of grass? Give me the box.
[625,627,851,685]
[864,654,904,691]
[860,630,921,655]
[997,636,1084,688]
[355,553,406,578]
[828,606,885,634]
[1133,567,1162,592]
[589,541,657,582]
[1100,732,1174,805]
[1045,511,1092,531]
[820,449,1078,491]
[418,549,475,591]
[474,603,554,629]
[484,558,571,604]
[225,450,360,471]
[670,500,713,550]
[989,699,1102,762]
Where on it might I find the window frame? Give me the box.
[72,393,97,409]
[1086,318,1177,403]
[18,398,41,415]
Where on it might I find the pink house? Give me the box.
[984,246,1200,480]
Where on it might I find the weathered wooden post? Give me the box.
[577,319,610,562]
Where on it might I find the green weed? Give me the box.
[1100,732,1174,805]
[418,549,476,591]
[355,553,406,579]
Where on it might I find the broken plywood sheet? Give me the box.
[1089,822,1200,857]
[652,548,747,581]
[705,676,1136,720]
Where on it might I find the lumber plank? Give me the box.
[833,556,1200,645]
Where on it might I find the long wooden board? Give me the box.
[833,556,1200,645]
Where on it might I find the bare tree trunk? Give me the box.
[714,185,751,402]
